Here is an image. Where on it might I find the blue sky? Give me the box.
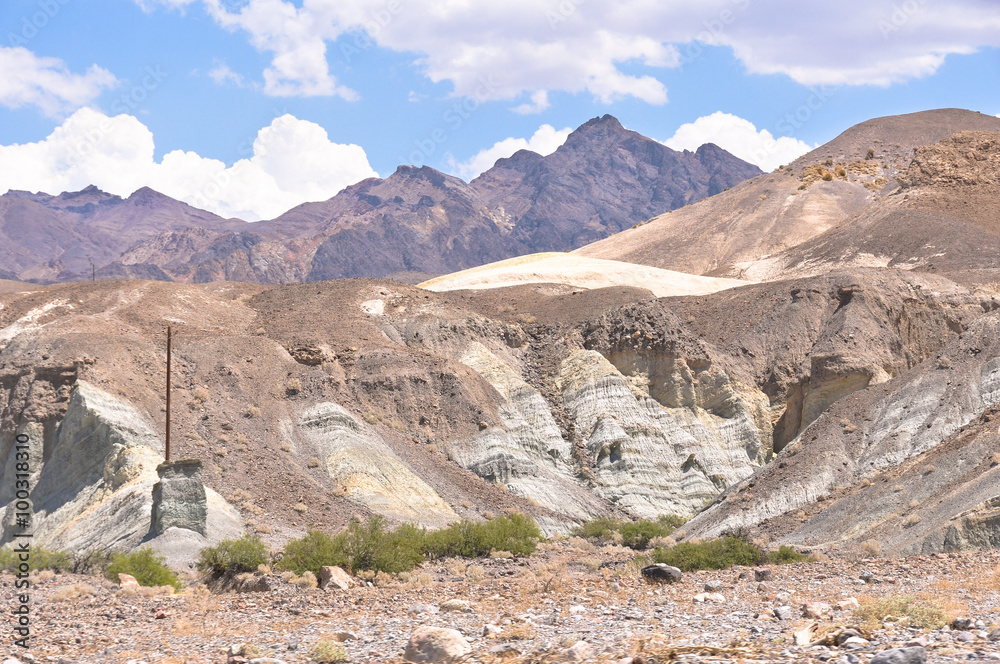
[0,0,997,220]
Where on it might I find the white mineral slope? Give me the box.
[418,253,750,297]
[0,381,242,556]
[298,402,459,528]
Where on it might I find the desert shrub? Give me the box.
[866,147,875,160]
[651,536,762,571]
[105,547,181,590]
[310,640,349,663]
[0,546,73,573]
[821,170,834,181]
[763,545,815,565]
[854,595,950,629]
[423,513,542,559]
[341,516,426,574]
[835,165,847,177]
[280,530,349,576]
[196,534,268,577]
[573,515,684,550]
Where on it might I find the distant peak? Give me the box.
[579,114,625,131]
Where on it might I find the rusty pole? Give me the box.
[165,326,172,462]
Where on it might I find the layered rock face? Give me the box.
[0,381,239,554]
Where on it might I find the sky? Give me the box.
[0,0,997,221]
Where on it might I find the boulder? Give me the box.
[869,646,927,664]
[319,565,354,591]
[640,564,682,584]
[404,626,472,663]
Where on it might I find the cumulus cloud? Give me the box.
[664,112,814,172]
[137,0,998,103]
[511,91,550,115]
[0,108,378,220]
[208,61,246,87]
[0,47,117,117]
[450,124,572,181]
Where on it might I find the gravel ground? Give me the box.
[2,541,1000,663]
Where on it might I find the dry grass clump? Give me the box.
[893,484,905,492]
[503,622,536,640]
[860,540,881,558]
[904,514,921,527]
[309,640,349,663]
[293,503,308,514]
[285,378,302,395]
[853,595,958,629]
[51,583,97,602]
[466,564,486,582]
[307,457,321,468]
[295,571,318,589]
[245,405,262,418]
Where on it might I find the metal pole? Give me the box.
[166,326,172,462]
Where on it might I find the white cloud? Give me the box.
[450,124,571,181]
[208,61,246,87]
[664,112,814,171]
[0,47,117,117]
[511,91,550,115]
[137,1,999,104]
[0,108,378,220]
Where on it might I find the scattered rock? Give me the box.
[704,579,723,591]
[754,568,772,582]
[693,592,725,603]
[837,597,860,611]
[989,627,1000,642]
[319,565,354,591]
[802,601,832,618]
[869,646,927,664]
[564,640,594,662]
[641,564,682,584]
[842,636,872,649]
[952,617,974,630]
[408,603,439,615]
[954,631,976,643]
[248,660,286,664]
[773,606,794,621]
[332,631,358,642]
[118,573,140,591]
[483,624,502,637]
[404,626,472,663]
[439,599,473,613]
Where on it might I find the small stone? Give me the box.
[490,644,519,655]
[803,602,833,618]
[954,631,976,643]
[842,636,871,649]
[903,637,928,648]
[118,573,141,591]
[837,597,860,611]
[248,660,287,664]
[976,620,986,630]
[869,646,927,664]
[641,564,682,584]
[439,599,472,613]
[860,570,876,583]
[952,617,974,631]
[483,624,502,637]
[2,659,23,664]
[286,639,300,651]
[754,568,773,582]
[408,603,439,615]
[988,627,1000,642]
[774,606,795,621]
[319,566,354,591]
[565,641,594,662]
[333,631,358,642]
[704,580,723,591]
[569,604,587,614]
[404,626,472,663]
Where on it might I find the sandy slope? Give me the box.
[418,252,751,297]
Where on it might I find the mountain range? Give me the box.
[0,115,761,285]
[3,108,1000,563]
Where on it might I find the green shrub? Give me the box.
[651,536,762,571]
[281,513,543,576]
[105,547,181,590]
[341,516,425,574]
[764,545,815,565]
[279,530,348,576]
[0,546,73,573]
[197,534,268,577]
[423,513,542,559]
[573,515,684,550]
